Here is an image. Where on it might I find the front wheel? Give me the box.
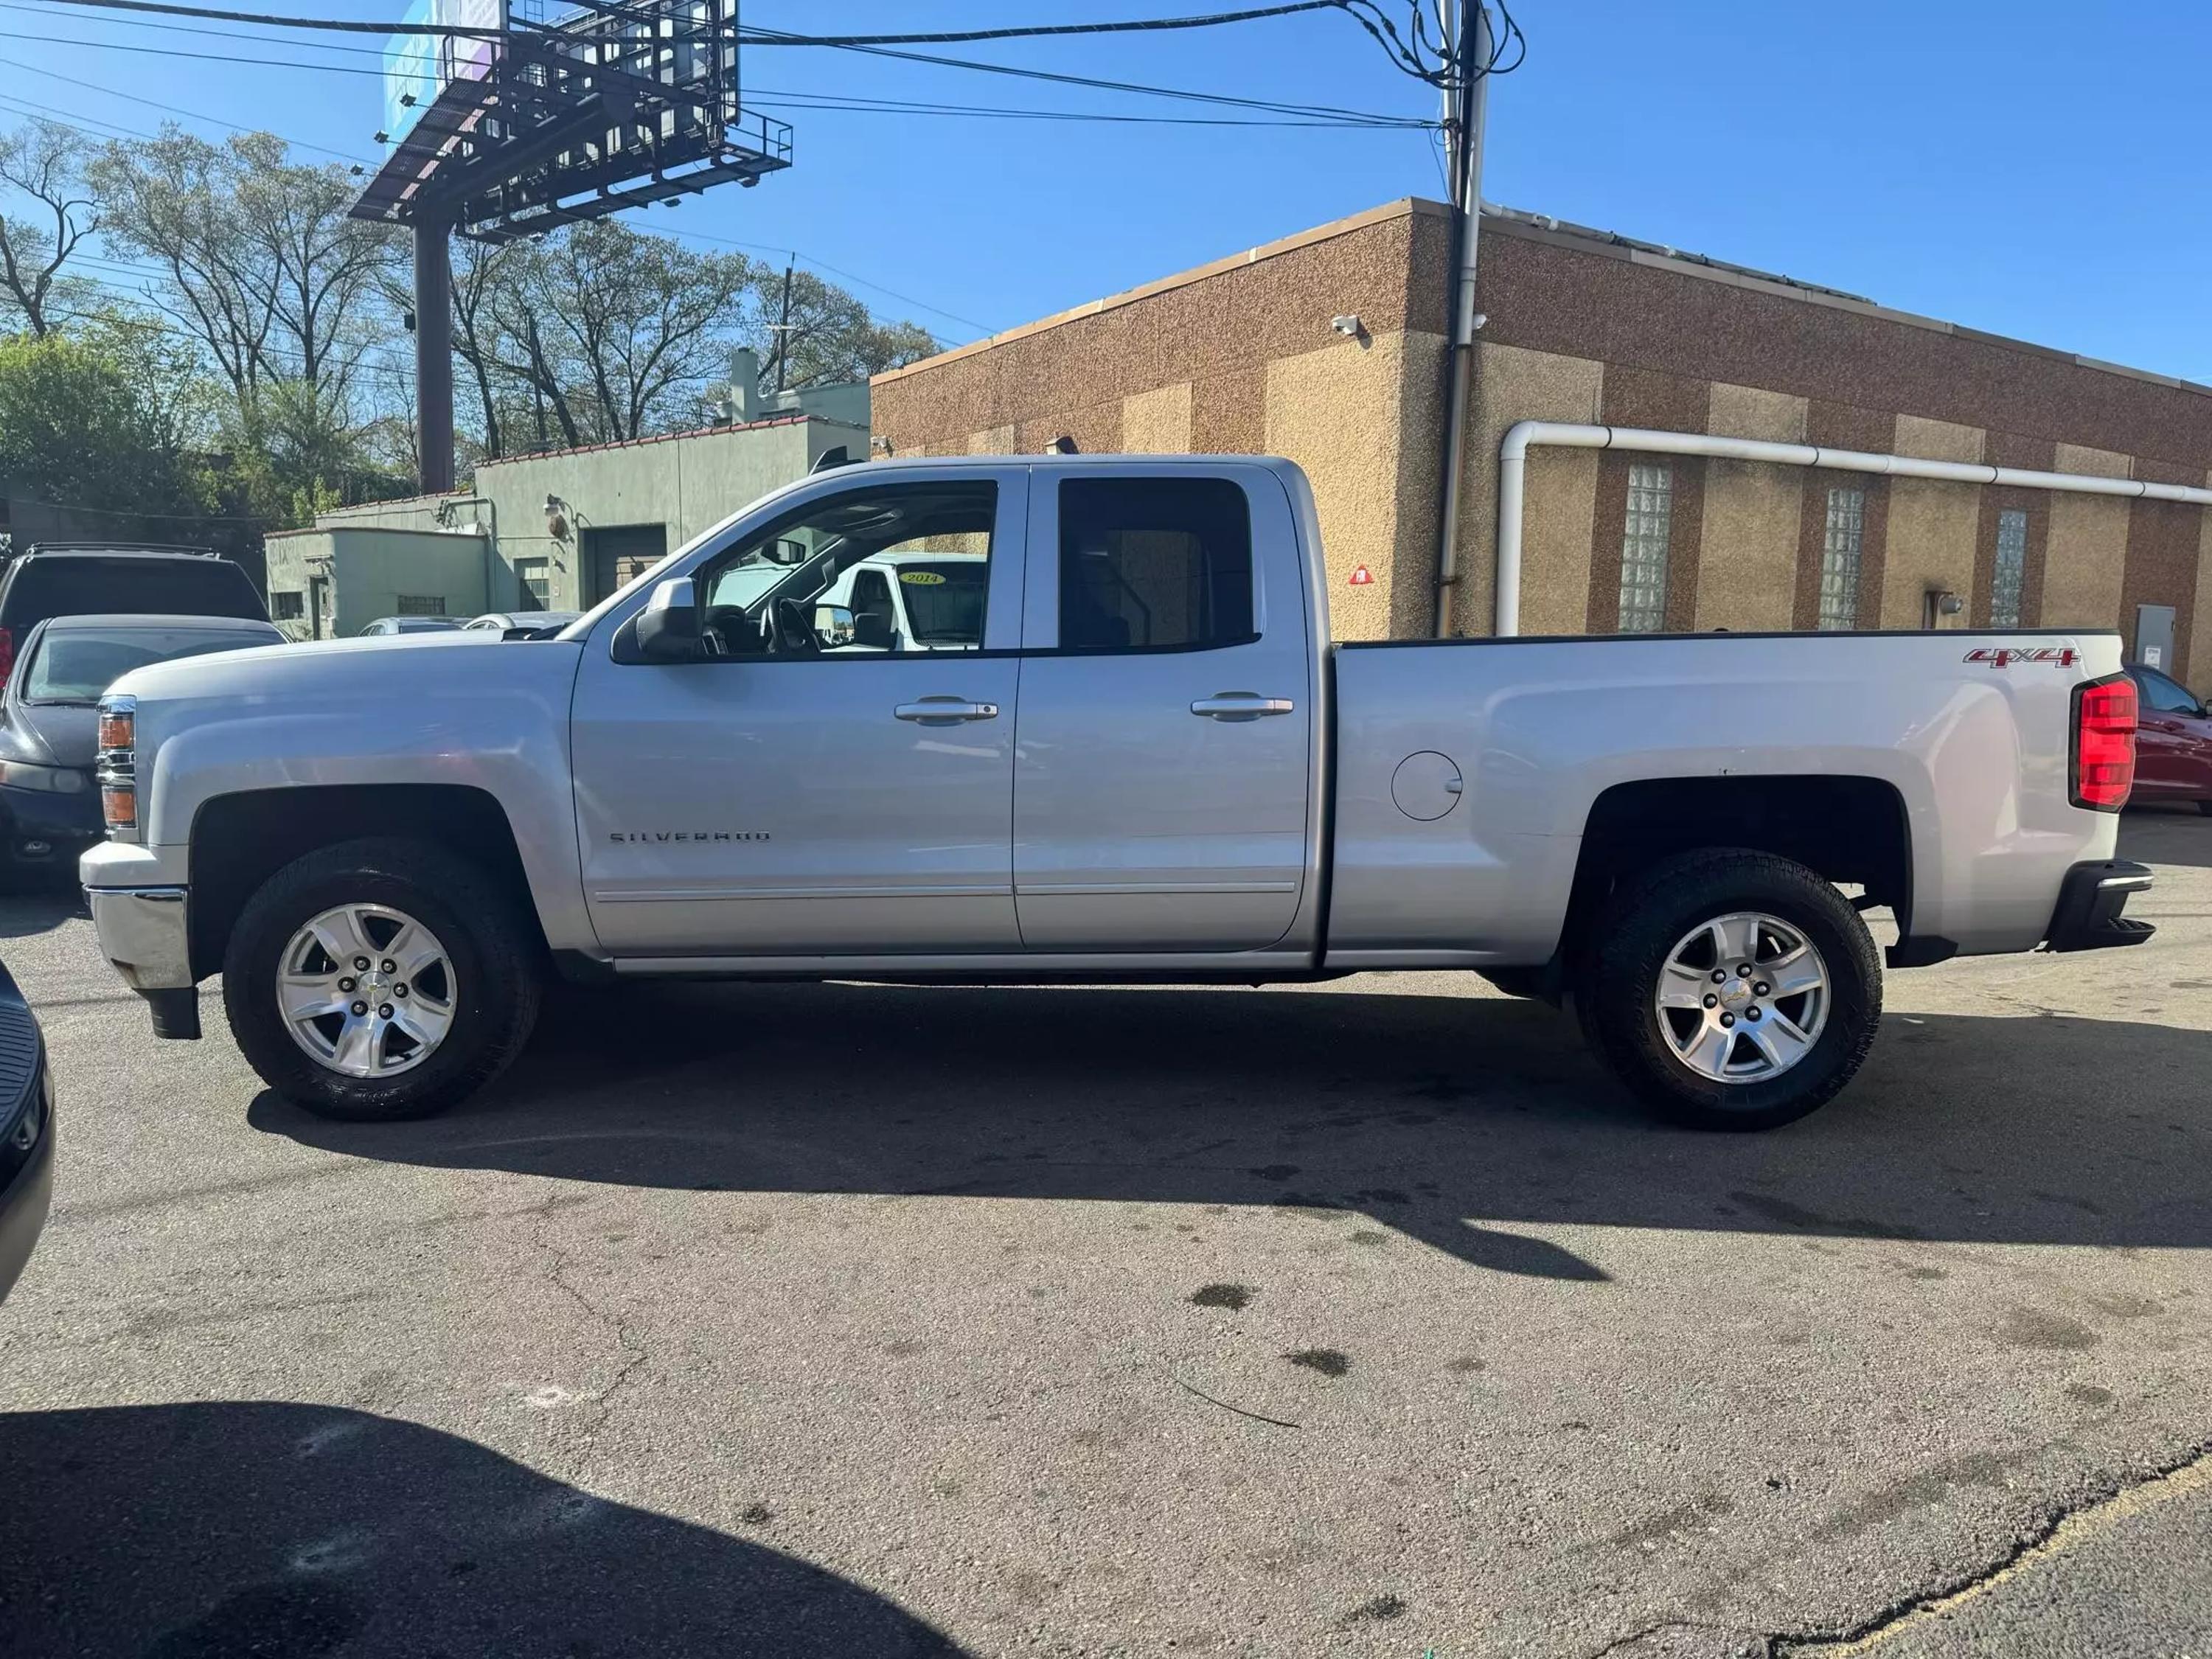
[1575,849,1881,1131]
[223,838,542,1121]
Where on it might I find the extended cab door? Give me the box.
[1012,465,1318,951]
[571,468,1028,957]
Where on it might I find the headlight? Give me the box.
[97,693,138,834]
[0,760,84,794]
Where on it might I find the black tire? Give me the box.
[1574,849,1881,1132]
[2197,799,2212,817]
[223,837,542,1121]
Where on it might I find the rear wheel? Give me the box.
[2197,799,2212,817]
[223,838,541,1121]
[1575,849,1879,1131]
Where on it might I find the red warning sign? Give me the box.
[1347,565,1374,586]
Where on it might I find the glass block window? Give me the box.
[1989,508,2028,627]
[1817,486,1865,630]
[1617,462,1672,633]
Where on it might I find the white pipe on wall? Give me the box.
[1492,420,2212,637]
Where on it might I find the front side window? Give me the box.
[1989,508,2028,628]
[1616,462,1672,633]
[1057,477,1253,651]
[1817,485,1865,631]
[692,481,997,658]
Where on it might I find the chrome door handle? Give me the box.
[895,698,999,725]
[1189,693,1295,721]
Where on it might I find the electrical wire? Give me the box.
[0,51,369,159]
[0,29,1436,130]
[16,0,1435,127]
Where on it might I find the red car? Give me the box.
[2127,663,2212,813]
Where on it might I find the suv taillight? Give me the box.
[2071,674,2137,811]
[0,627,13,685]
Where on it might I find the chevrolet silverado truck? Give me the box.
[80,456,2153,1131]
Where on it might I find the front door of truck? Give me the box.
[571,470,1028,957]
[1011,467,1315,951]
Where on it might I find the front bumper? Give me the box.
[0,984,53,1304]
[2045,859,2156,953]
[0,780,101,869]
[86,885,202,1038]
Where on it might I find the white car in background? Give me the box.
[814,552,987,653]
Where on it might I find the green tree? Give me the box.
[0,331,209,534]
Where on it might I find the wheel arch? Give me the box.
[1552,774,1913,992]
[187,785,545,981]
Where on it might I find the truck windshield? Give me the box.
[896,562,989,645]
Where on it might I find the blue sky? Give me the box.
[3,1,2206,378]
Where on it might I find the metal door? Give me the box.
[584,524,669,605]
[1012,467,1315,951]
[571,470,1027,958]
[2135,604,2177,675]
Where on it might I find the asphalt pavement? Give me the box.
[1,812,2208,1658]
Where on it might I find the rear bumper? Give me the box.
[86,884,202,1038]
[2045,859,2156,953]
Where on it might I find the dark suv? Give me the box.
[0,543,268,683]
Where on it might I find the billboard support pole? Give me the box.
[414,212,456,495]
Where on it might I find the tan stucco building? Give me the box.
[871,198,2212,692]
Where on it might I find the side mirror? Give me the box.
[635,577,702,661]
[814,603,856,648]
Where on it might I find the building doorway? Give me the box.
[582,524,669,605]
[308,575,331,640]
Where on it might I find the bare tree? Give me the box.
[91,128,403,404]
[0,119,99,336]
[745,263,937,392]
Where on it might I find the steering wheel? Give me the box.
[765,596,822,656]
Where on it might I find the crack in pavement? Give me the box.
[526,1194,651,1474]
[1769,1436,2212,1655]
[1576,1438,2212,1659]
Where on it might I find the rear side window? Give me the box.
[0,557,267,630]
[1057,478,1254,651]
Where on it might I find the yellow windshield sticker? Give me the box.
[899,571,947,585]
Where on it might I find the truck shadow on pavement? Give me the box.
[0,1400,966,1659]
[251,976,2212,1284]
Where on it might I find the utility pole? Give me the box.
[1431,1,1493,636]
[773,259,794,393]
[414,216,455,494]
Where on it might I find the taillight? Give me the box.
[0,627,13,685]
[2071,674,2137,811]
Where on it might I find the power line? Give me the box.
[737,4,1343,48]
[0,52,369,159]
[0,29,1436,131]
[15,0,1432,127]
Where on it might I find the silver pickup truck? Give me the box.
[81,455,2152,1131]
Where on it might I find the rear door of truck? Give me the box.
[1010,464,1315,950]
